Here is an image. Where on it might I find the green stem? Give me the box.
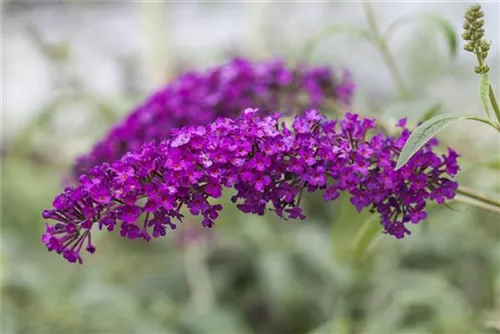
[454,195,500,215]
[489,85,500,125]
[474,48,485,69]
[364,2,411,99]
[456,186,500,213]
[468,115,500,132]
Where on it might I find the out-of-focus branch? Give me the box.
[183,240,216,315]
[139,1,172,87]
[244,1,271,57]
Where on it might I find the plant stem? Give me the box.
[364,2,411,99]
[468,115,500,132]
[456,186,500,213]
[453,195,500,215]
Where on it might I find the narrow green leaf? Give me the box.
[488,82,500,126]
[423,14,458,58]
[479,73,491,119]
[385,14,457,58]
[351,215,382,263]
[421,103,441,122]
[330,193,371,263]
[395,114,476,170]
[301,24,373,62]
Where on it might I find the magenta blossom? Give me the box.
[73,58,354,177]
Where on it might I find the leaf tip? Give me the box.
[394,160,405,171]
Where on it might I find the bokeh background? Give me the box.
[2,1,500,333]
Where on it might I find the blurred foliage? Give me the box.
[2,2,500,334]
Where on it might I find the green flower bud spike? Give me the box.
[462,4,490,74]
[462,4,500,128]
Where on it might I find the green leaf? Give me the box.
[385,14,457,58]
[421,103,441,122]
[330,193,371,263]
[488,83,500,125]
[351,215,382,263]
[301,24,373,62]
[395,114,477,170]
[479,73,491,119]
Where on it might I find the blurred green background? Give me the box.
[2,1,500,333]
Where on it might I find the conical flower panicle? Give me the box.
[43,109,459,264]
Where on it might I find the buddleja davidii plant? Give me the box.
[305,5,500,333]
[302,3,500,266]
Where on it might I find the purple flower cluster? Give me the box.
[73,58,355,176]
[42,109,459,264]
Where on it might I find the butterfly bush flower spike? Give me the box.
[42,109,459,263]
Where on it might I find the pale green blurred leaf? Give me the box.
[386,14,457,59]
[351,215,382,263]
[301,24,373,61]
[330,194,370,263]
[381,98,441,124]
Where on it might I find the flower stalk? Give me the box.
[456,186,500,210]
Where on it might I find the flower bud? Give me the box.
[474,19,485,28]
[461,32,472,41]
[463,42,475,52]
